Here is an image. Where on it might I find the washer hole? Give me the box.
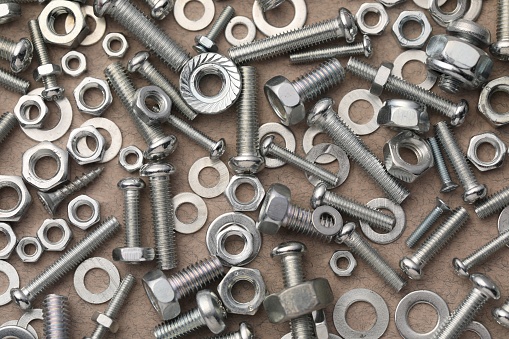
[0,186,20,211]
[402,60,427,84]
[348,100,374,124]
[0,271,8,295]
[45,224,64,244]
[184,0,205,21]
[84,268,110,294]
[231,279,256,303]
[489,89,509,114]
[175,202,198,224]
[33,155,59,180]
[407,302,439,334]
[346,301,377,331]
[76,203,93,221]
[224,233,246,255]
[363,10,381,27]
[264,1,295,27]
[234,183,256,204]
[199,166,221,187]
[401,19,423,40]
[475,142,497,163]
[232,23,248,39]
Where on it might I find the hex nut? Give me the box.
[257,183,291,235]
[0,223,16,259]
[194,35,217,53]
[73,77,112,116]
[92,312,119,333]
[62,50,87,77]
[264,75,305,126]
[225,175,265,212]
[67,126,106,165]
[102,32,129,58]
[14,94,49,129]
[478,76,509,127]
[392,11,432,49]
[142,269,180,320]
[467,132,507,172]
[36,218,72,251]
[356,3,389,36]
[132,86,172,125]
[370,62,393,96]
[0,175,32,222]
[377,99,430,133]
[118,146,144,173]
[378,0,406,7]
[67,194,100,230]
[329,251,357,277]
[16,236,44,263]
[0,3,21,25]
[33,63,62,82]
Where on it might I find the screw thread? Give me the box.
[0,36,16,62]
[406,206,445,248]
[290,314,317,339]
[237,66,260,156]
[168,115,218,154]
[257,0,286,11]
[0,112,17,144]
[439,75,462,94]
[123,189,142,247]
[290,42,367,63]
[293,59,344,101]
[497,0,509,40]
[283,204,333,242]
[9,0,37,3]
[43,294,71,339]
[154,308,206,339]
[475,185,509,218]
[280,254,305,287]
[462,229,509,271]
[28,20,59,92]
[428,137,457,189]
[0,67,30,94]
[207,6,235,41]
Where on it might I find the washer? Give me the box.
[497,206,509,248]
[77,118,122,163]
[65,5,107,46]
[258,122,296,168]
[74,257,121,304]
[393,50,437,90]
[0,325,35,339]
[0,260,19,306]
[464,0,483,21]
[118,145,144,173]
[174,0,215,31]
[0,321,37,338]
[305,143,350,188]
[61,51,87,77]
[21,88,73,142]
[413,0,445,9]
[337,89,381,135]
[188,157,229,198]
[225,16,257,46]
[312,205,343,236]
[18,308,43,328]
[303,126,334,164]
[333,288,389,339]
[465,321,491,338]
[102,32,129,58]
[252,0,307,36]
[359,198,406,244]
[173,192,208,234]
[395,290,449,339]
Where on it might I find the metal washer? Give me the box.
[305,143,350,188]
[465,321,491,338]
[0,260,19,306]
[74,257,120,304]
[337,89,381,135]
[65,5,106,46]
[188,157,230,198]
[174,0,215,31]
[0,321,37,338]
[359,198,406,244]
[18,309,43,329]
[303,126,334,164]
[173,192,208,234]
[252,0,307,36]
[258,122,296,168]
[225,16,257,46]
[393,50,437,91]
[77,117,122,163]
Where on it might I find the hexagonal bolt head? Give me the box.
[193,35,218,53]
[132,85,172,126]
[144,135,178,161]
[377,99,429,133]
[257,183,291,235]
[142,269,180,320]
[92,312,119,333]
[264,75,305,126]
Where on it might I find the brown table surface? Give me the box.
[0,0,508,338]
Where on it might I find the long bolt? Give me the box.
[475,185,509,218]
[347,57,469,126]
[37,167,104,216]
[290,35,372,63]
[335,222,407,291]
[228,8,357,64]
[43,294,71,339]
[257,0,286,11]
[427,137,458,193]
[489,0,509,60]
[207,322,254,339]
[0,67,30,94]
[308,98,409,204]
[0,112,17,146]
[0,36,33,73]
[144,0,174,20]
[94,0,190,72]
[433,274,500,339]
[493,297,509,328]
[406,197,451,248]
[10,216,120,310]
[194,6,235,53]
[435,121,487,204]
[401,207,469,280]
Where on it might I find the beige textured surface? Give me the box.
[0,0,508,338]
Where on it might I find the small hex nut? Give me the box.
[67,126,106,165]
[0,175,32,222]
[0,3,21,25]
[329,251,357,277]
[392,11,432,49]
[102,32,129,58]
[67,195,100,230]
[33,63,62,82]
[467,132,507,171]
[73,77,113,116]
[0,223,16,259]
[132,86,172,125]
[194,35,218,53]
[62,50,87,77]
[478,76,509,127]
[37,218,72,251]
[225,175,265,212]
[356,3,389,36]
[142,269,180,320]
[16,236,44,263]
[92,312,119,333]
[14,94,49,129]
[257,184,291,235]
[119,146,144,173]
[370,62,393,96]
[264,75,305,126]
[377,99,430,133]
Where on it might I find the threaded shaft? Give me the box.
[497,0,509,40]
[475,185,509,218]
[290,314,316,339]
[280,254,305,287]
[0,67,30,94]
[237,66,260,156]
[123,189,142,247]
[28,20,58,91]
[207,6,235,41]
[292,59,344,101]
[0,36,16,63]
[257,0,286,11]
[461,229,509,272]
[290,41,367,63]
[43,294,71,339]
[428,137,457,191]
[168,115,218,155]
[0,112,17,144]
[283,204,333,242]
[154,308,206,339]
[439,75,462,94]
[406,206,445,248]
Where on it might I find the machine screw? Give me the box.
[208,322,254,339]
[144,0,174,20]
[433,274,500,339]
[43,294,71,339]
[427,137,458,193]
[493,296,509,328]
[140,162,177,271]
[0,36,32,73]
[0,112,17,145]
[153,290,227,339]
[94,0,190,72]
[289,35,372,63]
[257,0,286,11]
[347,58,469,126]
[308,98,409,204]
[228,8,357,64]
[401,207,469,280]
[406,197,451,248]
[435,121,487,204]
[0,67,30,94]
[10,216,120,310]
[194,6,235,53]
[475,185,509,218]
[490,0,509,60]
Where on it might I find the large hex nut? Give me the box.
[356,3,389,36]
[67,195,100,230]
[0,3,21,25]
[0,223,16,259]
[14,95,49,129]
[392,11,432,49]
[16,236,44,263]
[478,76,509,127]
[92,312,119,333]
[225,175,265,212]
[67,126,106,165]
[263,278,334,323]
[0,175,32,222]
[73,77,112,116]
[36,218,72,251]
[132,86,172,125]
[257,183,291,235]
[142,269,180,320]
[22,141,69,192]
[467,132,507,171]
[377,99,430,133]
[264,75,305,126]
[33,63,62,82]
[370,62,393,96]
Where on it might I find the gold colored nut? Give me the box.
[467,132,507,172]
[0,175,32,222]
[92,312,119,333]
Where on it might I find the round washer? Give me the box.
[0,321,37,338]
[74,257,121,304]
[188,157,230,198]
[119,145,144,173]
[65,5,106,46]
[333,288,389,339]
[395,290,449,339]
[0,260,19,306]
[61,51,86,77]
[252,0,307,36]
[303,126,334,164]
[0,325,35,339]
[465,321,491,338]
[258,122,296,168]
[174,0,215,31]
[225,16,257,46]
[312,205,343,236]
[173,192,208,234]
[337,89,381,135]
[305,143,350,188]
[393,50,437,91]
[359,198,406,244]
[77,118,122,163]
[497,205,509,248]
[18,308,43,328]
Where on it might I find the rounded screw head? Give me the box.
[93,0,113,17]
[362,35,373,58]
[140,162,175,177]
[450,99,469,126]
[400,257,422,280]
[335,222,355,243]
[127,51,150,73]
[436,197,451,211]
[196,290,227,334]
[271,241,307,258]
[210,139,226,160]
[441,181,459,193]
[11,38,33,73]
[238,322,255,339]
[338,8,357,43]
[452,258,469,277]
[490,41,509,61]
[42,87,65,101]
[463,184,487,204]
[151,0,173,20]
[117,177,146,190]
[471,273,500,299]
[259,135,274,157]
[10,288,31,310]
[311,183,327,208]
[228,155,265,174]
[493,306,509,328]
[308,97,334,126]
[144,135,177,161]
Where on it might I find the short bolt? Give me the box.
[0,112,17,146]
[257,0,286,11]
[0,67,30,94]
[290,35,372,63]
[406,197,451,248]
[194,6,235,53]
[435,121,487,204]
[144,0,174,20]
[0,36,33,73]
[427,137,458,193]
[489,0,509,60]
[43,294,71,339]
[208,322,254,339]
[475,185,509,218]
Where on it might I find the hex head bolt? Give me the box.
[10,216,120,310]
[335,222,407,292]
[346,57,469,126]
[194,6,235,53]
[153,290,227,339]
[489,0,509,60]
[400,207,469,280]
[37,167,104,216]
[406,197,451,248]
[0,112,17,146]
[475,185,509,218]
[42,294,71,339]
[144,0,174,20]
[208,322,254,339]
[433,274,500,339]
[228,8,357,64]
[28,20,64,101]
[0,67,30,94]
[140,162,177,271]
[427,137,459,193]
[94,0,190,73]
[435,121,487,204]
[0,36,33,73]
[308,98,409,204]
[104,62,177,161]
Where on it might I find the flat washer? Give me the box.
[258,122,296,168]
[0,325,35,339]
[0,321,37,338]
[18,309,43,328]
[74,257,120,304]
[225,16,257,46]
[333,288,389,339]
[498,205,509,248]
[174,0,215,31]
[465,321,491,338]
[0,260,19,306]
[359,198,406,244]
[395,290,449,339]
[393,50,437,91]
[337,89,381,135]
[252,0,307,36]
[305,143,350,188]
[188,157,229,198]
[303,126,334,164]
[173,192,208,234]
[77,117,122,163]
[65,5,106,46]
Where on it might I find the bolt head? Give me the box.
[490,41,509,61]
[117,177,145,190]
[435,197,451,212]
[263,75,305,126]
[238,322,255,339]
[452,258,469,277]
[144,135,177,161]
[259,135,274,158]
[11,38,33,73]
[228,155,265,174]
[310,183,327,208]
[93,0,113,17]
[10,288,31,310]
[463,184,487,204]
[257,183,291,235]
[449,99,468,126]
[37,191,59,216]
[196,290,227,334]
[441,181,459,193]
[493,307,509,328]
[400,257,422,280]
[193,36,218,53]
[151,0,173,20]
[308,98,334,126]
[127,51,150,73]
[140,162,175,177]
[334,222,355,244]
[471,273,500,300]
[42,87,65,101]
[362,35,373,58]
[210,139,226,160]
[271,241,306,259]
[338,8,357,43]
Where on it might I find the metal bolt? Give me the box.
[42,294,71,339]
[347,57,469,126]
[435,121,487,204]
[475,185,509,218]
[194,6,235,53]
[308,98,409,204]
[228,8,357,64]
[490,0,509,60]
[28,19,64,101]
[406,197,451,248]
[0,36,32,73]
[427,137,459,193]
[335,222,407,291]
[208,322,254,339]
[0,67,30,94]
[10,216,120,310]
[153,290,227,339]
[0,112,17,145]
[144,0,174,20]
[94,0,190,72]
[37,167,104,216]
[104,62,177,161]
[493,297,509,328]
[257,0,286,11]
[401,207,469,280]
[140,162,177,271]
[433,274,500,339]
[290,35,372,63]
